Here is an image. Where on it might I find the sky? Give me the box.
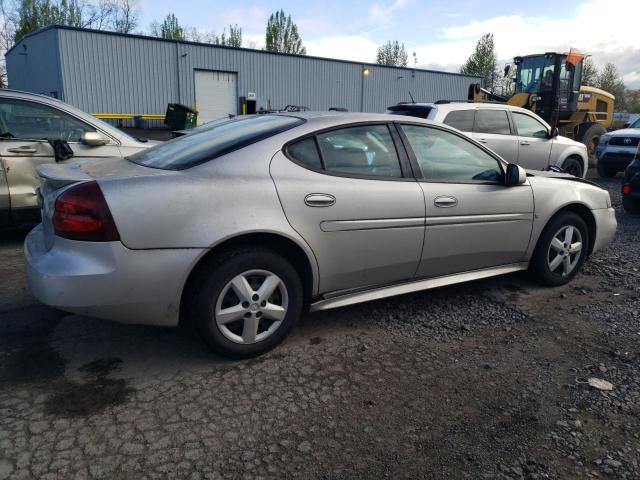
[138,0,640,88]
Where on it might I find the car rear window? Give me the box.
[386,105,433,119]
[128,115,304,170]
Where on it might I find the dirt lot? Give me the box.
[0,175,638,479]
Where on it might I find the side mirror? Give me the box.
[623,122,630,128]
[505,163,527,186]
[81,131,109,147]
[503,64,511,78]
[548,127,559,139]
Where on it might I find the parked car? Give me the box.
[387,101,589,178]
[25,112,616,358]
[622,144,640,214]
[596,117,640,177]
[0,89,154,227]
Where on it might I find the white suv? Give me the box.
[387,102,588,178]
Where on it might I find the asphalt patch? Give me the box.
[44,377,133,417]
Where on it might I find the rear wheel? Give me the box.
[597,161,617,178]
[576,123,606,167]
[623,197,640,214]
[530,212,589,287]
[191,247,303,358]
[561,156,584,177]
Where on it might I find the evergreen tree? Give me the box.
[265,9,305,54]
[460,33,497,89]
[375,40,408,67]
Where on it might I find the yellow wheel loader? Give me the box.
[468,52,615,165]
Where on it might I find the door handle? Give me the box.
[520,141,530,146]
[304,193,336,207]
[7,146,37,154]
[477,138,488,144]
[434,196,458,208]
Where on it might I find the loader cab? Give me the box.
[514,53,583,125]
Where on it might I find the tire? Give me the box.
[190,247,303,358]
[623,197,640,214]
[596,160,617,178]
[561,156,584,178]
[576,123,606,167]
[529,212,589,287]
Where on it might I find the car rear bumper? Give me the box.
[591,208,617,254]
[24,225,204,327]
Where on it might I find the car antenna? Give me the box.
[408,91,416,103]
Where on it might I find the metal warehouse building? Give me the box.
[6,25,480,124]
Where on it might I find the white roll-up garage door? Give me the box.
[194,70,238,124]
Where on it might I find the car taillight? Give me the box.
[622,184,632,196]
[52,181,120,241]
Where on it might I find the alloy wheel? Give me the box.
[214,269,289,344]
[547,225,583,277]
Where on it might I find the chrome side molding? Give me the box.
[309,263,528,312]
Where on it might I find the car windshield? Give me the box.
[515,56,555,94]
[631,118,640,129]
[127,115,304,170]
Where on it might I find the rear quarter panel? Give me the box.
[98,141,320,293]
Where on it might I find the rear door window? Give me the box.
[443,110,476,131]
[286,137,322,169]
[316,125,402,177]
[287,124,404,178]
[474,109,511,135]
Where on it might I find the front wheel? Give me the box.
[561,156,584,178]
[530,212,589,287]
[191,247,303,358]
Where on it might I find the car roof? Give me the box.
[278,110,438,126]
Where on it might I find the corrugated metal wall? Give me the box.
[7,26,481,116]
[5,28,64,99]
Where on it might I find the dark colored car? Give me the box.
[622,145,640,214]
[597,117,640,177]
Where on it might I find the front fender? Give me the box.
[524,176,609,260]
[553,145,588,177]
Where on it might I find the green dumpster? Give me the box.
[164,103,198,130]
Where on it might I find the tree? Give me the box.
[158,12,183,40]
[265,9,305,55]
[14,0,84,43]
[597,63,626,109]
[216,24,241,47]
[460,33,497,89]
[111,0,137,33]
[375,40,408,67]
[581,57,598,86]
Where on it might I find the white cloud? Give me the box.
[304,0,640,88]
[305,35,379,62]
[368,0,409,22]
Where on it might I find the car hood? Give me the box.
[526,169,600,188]
[608,128,640,137]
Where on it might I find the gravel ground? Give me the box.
[0,173,638,479]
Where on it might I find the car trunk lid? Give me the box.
[36,157,174,250]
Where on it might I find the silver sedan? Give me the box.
[25,112,617,357]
